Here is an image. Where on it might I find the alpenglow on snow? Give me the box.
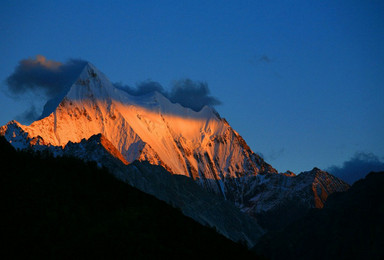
[1,63,277,197]
[1,63,349,241]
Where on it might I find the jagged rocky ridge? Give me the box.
[237,167,350,231]
[1,62,350,239]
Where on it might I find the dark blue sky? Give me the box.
[1,0,383,175]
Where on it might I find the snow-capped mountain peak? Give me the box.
[1,62,277,197]
[1,62,350,243]
[1,62,348,213]
[65,62,115,101]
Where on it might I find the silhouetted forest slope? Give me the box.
[0,137,261,259]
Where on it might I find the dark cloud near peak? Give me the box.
[114,78,221,112]
[115,80,165,97]
[5,55,87,99]
[4,55,88,123]
[169,79,221,112]
[5,56,221,123]
[326,152,384,184]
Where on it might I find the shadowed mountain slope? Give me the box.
[253,171,384,260]
[0,136,263,259]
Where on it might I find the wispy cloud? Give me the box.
[249,54,273,66]
[15,105,39,124]
[259,55,272,63]
[268,148,285,161]
[255,152,265,159]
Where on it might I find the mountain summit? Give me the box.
[1,62,349,242]
[1,62,277,197]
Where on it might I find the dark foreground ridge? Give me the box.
[253,170,384,260]
[0,137,262,259]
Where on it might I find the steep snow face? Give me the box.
[1,63,276,197]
